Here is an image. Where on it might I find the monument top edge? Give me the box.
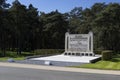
[66,31,93,35]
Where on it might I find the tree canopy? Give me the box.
[0,0,120,56]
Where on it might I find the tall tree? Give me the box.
[0,0,10,8]
[0,0,10,56]
[40,10,68,49]
[93,3,120,51]
[26,4,41,50]
[9,0,28,54]
[65,7,83,33]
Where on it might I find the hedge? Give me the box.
[102,50,113,60]
[33,49,64,56]
[94,50,102,55]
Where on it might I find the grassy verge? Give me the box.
[0,57,25,61]
[74,54,120,70]
[75,61,120,70]
[0,49,63,61]
[0,51,30,61]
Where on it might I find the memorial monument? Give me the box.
[31,31,100,65]
[64,31,94,56]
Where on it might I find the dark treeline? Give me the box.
[0,0,120,55]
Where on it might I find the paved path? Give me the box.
[0,66,120,80]
[0,62,120,75]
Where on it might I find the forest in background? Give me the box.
[0,0,120,55]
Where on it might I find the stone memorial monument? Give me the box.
[64,31,94,56]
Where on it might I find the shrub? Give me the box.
[94,50,103,55]
[102,50,113,60]
[34,49,64,56]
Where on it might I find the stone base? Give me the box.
[64,52,95,56]
[31,54,100,63]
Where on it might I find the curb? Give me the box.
[0,62,120,75]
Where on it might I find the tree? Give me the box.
[65,7,83,33]
[9,0,28,54]
[0,0,10,56]
[40,10,68,49]
[0,0,10,8]
[93,3,120,51]
[66,3,120,51]
[26,4,41,50]
[0,1,120,56]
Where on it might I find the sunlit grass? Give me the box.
[74,54,120,70]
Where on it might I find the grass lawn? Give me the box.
[75,61,120,70]
[0,51,31,61]
[0,57,25,61]
[75,54,120,70]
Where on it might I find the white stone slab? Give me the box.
[30,54,100,63]
[44,61,51,65]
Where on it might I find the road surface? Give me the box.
[0,66,120,80]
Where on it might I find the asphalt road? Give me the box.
[0,66,120,80]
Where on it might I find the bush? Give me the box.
[34,49,64,56]
[102,50,113,60]
[94,50,103,55]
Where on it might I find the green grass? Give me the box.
[0,49,63,61]
[75,61,120,70]
[0,51,30,61]
[0,57,25,61]
[0,49,64,62]
[74,54,120,70]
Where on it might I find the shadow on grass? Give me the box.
[110,54,120,62]
[111,58,120,62]
[0,51,35,58]
[21,53,34,56]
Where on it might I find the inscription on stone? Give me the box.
[69,35,88,52]
[64,31,94,56]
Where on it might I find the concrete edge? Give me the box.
[0,62,120,75]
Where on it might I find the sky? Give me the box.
[7,0,120,13]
